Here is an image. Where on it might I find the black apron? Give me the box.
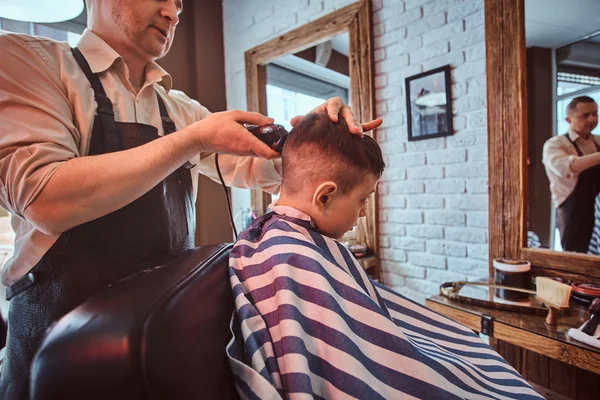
[0,48,195,400]
[556,133,600,253]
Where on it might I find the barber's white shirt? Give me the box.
[542,128,600,206]
[0,30,281,285]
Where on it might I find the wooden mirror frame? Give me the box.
[485,0,600,279]
[244,0,378,252]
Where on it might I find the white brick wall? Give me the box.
[375,0,487,300]
[222,0,488,304]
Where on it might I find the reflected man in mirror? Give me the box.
[543,96,600,253]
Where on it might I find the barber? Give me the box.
[0,0,381,398]
[543,96,600,252]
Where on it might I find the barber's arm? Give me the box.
[543,138,600,177]
[570,152,600,173]
[0,36,277,236]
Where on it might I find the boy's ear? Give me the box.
[312,181,338,211]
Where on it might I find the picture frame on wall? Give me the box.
[405,65,453,141]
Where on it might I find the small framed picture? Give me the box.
[405,65,453,141]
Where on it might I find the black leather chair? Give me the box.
[29,244,239,400]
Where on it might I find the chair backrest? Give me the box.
[30,244,239,400]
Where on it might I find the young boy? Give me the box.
[227,113,541,399]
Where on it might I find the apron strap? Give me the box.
[71,48,114,118]
[156,95,194,169]
[71,47,121,153]
[71,47,184,157]
[564,132,600,156]
[564,133,584,157]
[156,94,177,134]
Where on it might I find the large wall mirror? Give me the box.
[486,0,600,281]
[525,0,600,258]
[245,1,378,256]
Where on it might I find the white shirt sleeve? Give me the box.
[196,153,282,195]
[191,107,282,195]
[542,138,577,179]
[0,35,79,217]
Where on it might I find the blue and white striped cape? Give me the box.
[227,209,543,399]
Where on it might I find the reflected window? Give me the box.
[266,85,329,132]
[0,9,85,46]
[266,64,349,131]
[556,72,600,96]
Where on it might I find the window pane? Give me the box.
[266,84,327,131]
[34,24,68,41]
[0,18,30,34]
[0,19,81,47]
[557,72,600,96]
[557,81,591,96]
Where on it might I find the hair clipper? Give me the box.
[246,124,289,153]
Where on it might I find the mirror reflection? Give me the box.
[265,33,350,131]
[525,0,600,255]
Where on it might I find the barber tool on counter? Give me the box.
[581,298,600,336]
[535,276,572,325]
[568,298,600,349]
[569,282,600,305]
[493,259,531,301]
[440,258,573,325]
[440,278,572,325]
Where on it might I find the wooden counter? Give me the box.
[426,294,600,399]
[426,295,600,375]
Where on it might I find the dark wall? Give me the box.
[159,0,233,246]
[526,46,553,247]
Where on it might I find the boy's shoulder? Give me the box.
[231,212,358,270]
[231,212,322,258]
[236,213,313,242]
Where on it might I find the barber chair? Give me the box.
[29,244,240,400]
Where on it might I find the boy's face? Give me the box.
[315,174,378,239]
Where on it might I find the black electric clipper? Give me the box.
[216,123,290,239]
[246,124,289,153]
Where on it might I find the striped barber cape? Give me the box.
[226,207,542,399]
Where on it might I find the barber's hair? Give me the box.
[567,96,597,114]
[282,113,385,194]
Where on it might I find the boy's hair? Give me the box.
[282,113,385,195]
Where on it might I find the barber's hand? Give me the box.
[192,110,279,159]
[289,96,383,137]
